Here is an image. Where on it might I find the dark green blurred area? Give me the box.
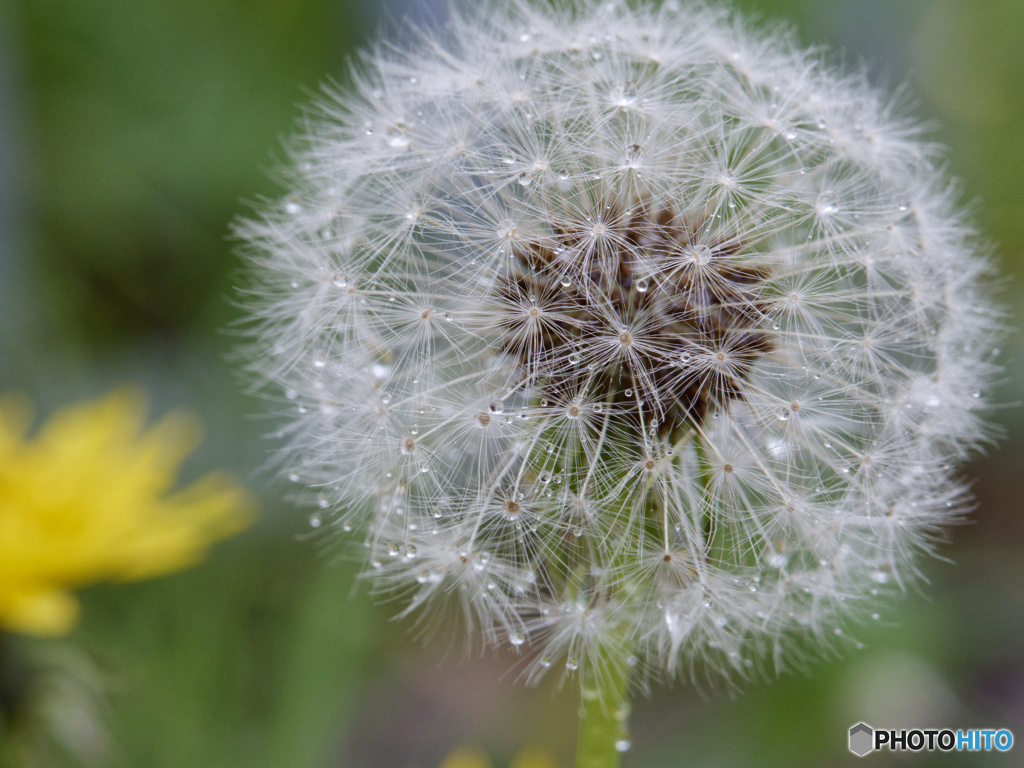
[0,1,1021,767]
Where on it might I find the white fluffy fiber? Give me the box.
[236,0,999,685]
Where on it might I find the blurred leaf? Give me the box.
[260,555,380,768]
[78,532,384,768]
[913,0,1024,269]
[20,0,369,344]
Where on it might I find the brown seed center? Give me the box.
[493,201,774,435]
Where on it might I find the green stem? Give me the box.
[575,639,632,768]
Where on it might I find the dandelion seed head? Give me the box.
[237,0,1000,685]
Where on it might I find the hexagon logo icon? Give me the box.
[849,723,874,757]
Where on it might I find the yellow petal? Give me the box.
[0,389,255,636]
[439,748,491,768]
[510,748,559,768]
[0,586,80,636]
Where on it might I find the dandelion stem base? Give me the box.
[575,644,631,768]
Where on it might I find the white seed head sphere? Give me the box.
[237,0,999,683]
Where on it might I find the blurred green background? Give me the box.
[0,0,1021,766]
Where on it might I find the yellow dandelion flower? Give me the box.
[0,389,254,636]
[509,748,559,768]
[418,746,559,768]
[438,748,491,768]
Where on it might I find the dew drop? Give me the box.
[560,277,573,288]
[688,243,713,265]
[284,201,301,215]
[388,542,401,557]
[565,657,579,671]
[623,143,645,164]
[817,191,839,216]
[386,126,410,150]
[618,80,637,105]
[567,351,582,364]
[624,388,633,397]
[497,220,518,240]
[615,739,632,753]
[406,544,417,558]
[509,630,527,647]
[635,276,649,293]
[540,655,552,668]
[767,552,789,569]
[776,407,790,422]
[308,512,323,528]
[489,400,505,414]
[870,570,890,584]
[517,171,533,187]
